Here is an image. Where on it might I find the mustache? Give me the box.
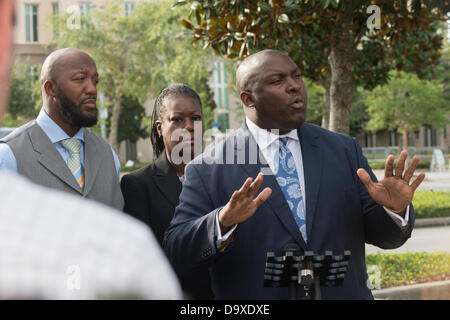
[81,96,97,104]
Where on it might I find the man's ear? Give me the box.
[44,80,57,98]
[155,120,163,137]
[240,90,255,108]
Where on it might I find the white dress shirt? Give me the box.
[216,117,409,247]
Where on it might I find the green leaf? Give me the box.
[171,1,187,9]
[257,1,271,12]
[278,14,290,24]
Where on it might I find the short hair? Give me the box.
[150,84,202,159]
[236,49,290,92]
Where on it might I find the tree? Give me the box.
[304,79,325,126]
[109,96,149,144]
[175,0,448,134]
[433,38,450,100]
[363,70,449,148]
[52,0,216,152]
[7,61,40,122]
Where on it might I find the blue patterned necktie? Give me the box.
[274,137,307,242]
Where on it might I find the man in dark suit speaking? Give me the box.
[163,49,425,299]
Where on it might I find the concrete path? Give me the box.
[372,169,450,191]
[366,169,450,254]
[366,225,450,254]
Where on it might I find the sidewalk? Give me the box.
[372,280,450,300]
[366,225,450,254]
[366,170,450,299]
[372,169,450,191]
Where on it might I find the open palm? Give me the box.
[218,172,272,234]
[357,150,425,215]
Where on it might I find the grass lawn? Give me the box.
[366,252,450,289]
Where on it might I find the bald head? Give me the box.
[40,48,96,85]
[236,49,291,92]
[236,49,307,133]
[40,48,99,135]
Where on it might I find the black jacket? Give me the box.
[120,152,213,299]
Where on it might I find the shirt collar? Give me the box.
[36,108,85,144]
[245,117,299,151]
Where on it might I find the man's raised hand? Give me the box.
[218,172,272,234]
[357,150,425,217]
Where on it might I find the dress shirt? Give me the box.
[0,108,121,178]
[216,117,409,248]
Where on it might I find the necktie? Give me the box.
[275,137,307,242]
[61,138,85,189]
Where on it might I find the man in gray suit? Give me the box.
[0,48,124,210]
[0,3,181,299]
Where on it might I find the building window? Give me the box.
[124,2,135,17]
[210,62,229,130]
[28,66,39,81]
[52,3,59,37]
[217,113,229,131]
[389,131,397,147]
[25,4,38,43]
[79,2,91,28]
[125,140,137,162]
[79,2,90,16]
[424,126,437,147]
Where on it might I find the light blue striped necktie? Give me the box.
[274,137,307,242]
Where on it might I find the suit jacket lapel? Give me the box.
[236,124,308,250]
[83,129,103,196]
[152,152,182,207]
[298,125,322,242]
[30,126,83,194]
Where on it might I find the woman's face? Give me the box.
[156,96,204,164]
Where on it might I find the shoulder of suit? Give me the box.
[301,122,356,144]
[191,128,243,165]
[122,163,156,182]
[83,128,112,146]
[0,120,38,143]
[83,128,123,159]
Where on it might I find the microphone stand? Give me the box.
[264,246,351,300]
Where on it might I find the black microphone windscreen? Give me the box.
[283,243,300,254]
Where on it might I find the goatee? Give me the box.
[57,89,98,128]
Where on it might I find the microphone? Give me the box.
[282,243,301,300]
[282,243,300,254]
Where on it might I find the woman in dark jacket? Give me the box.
[120,84,213,299]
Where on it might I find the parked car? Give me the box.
[0,127,16,139]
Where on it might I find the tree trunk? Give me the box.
[401,124,408,150]
[328,25,354,135]
[108,89,121,155]
[320,75,331,130]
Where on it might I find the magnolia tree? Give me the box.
[175,0,449,134]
